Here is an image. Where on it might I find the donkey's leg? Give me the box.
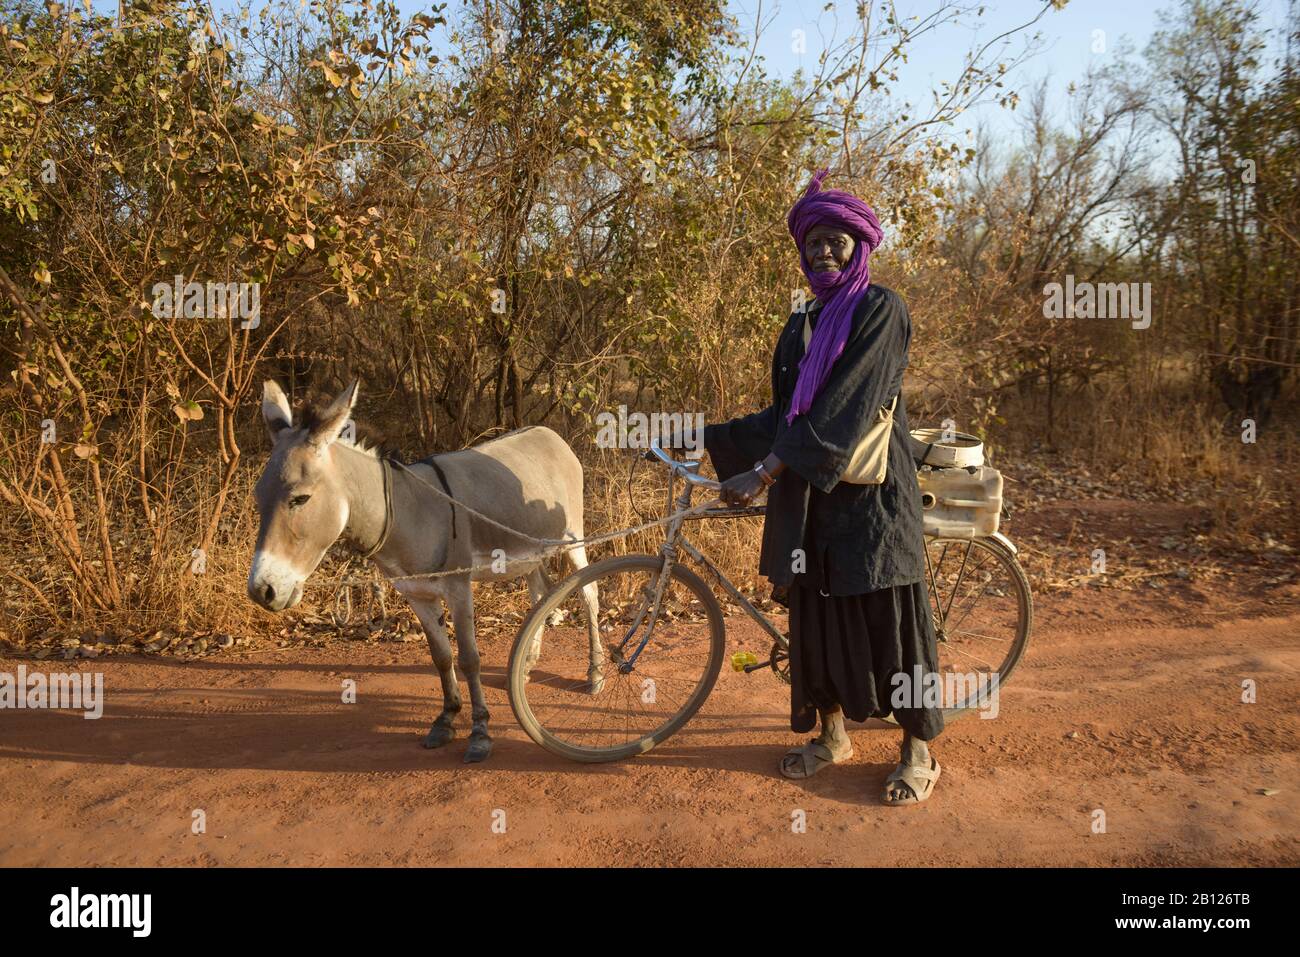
[527,563,567,628]
[409,597,461,749]
[527,566,563,625]
[526,567,548,608]
[521,567,549,680]
[447,579,492,763]
[566,542,605,694]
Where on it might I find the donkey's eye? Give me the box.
[289,494,311,508]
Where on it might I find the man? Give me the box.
[701,168,943,804]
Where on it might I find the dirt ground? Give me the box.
[1,534,1297,867]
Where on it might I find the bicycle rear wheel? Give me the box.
[924,535,1032,719]
[507,554,726,763]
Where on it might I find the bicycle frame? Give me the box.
[633,442,1023,677]
[506,444,1032,762]
[617,445,786,674]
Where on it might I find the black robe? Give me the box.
[703,284,943,740]
[703,284,928,594]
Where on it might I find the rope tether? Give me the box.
[337,455,723,588]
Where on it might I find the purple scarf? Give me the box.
[784,168,884,424]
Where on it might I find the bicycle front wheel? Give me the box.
[507,554,726,763]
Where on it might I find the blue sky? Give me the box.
[91,0,1294,143]
[724,0,1294,139]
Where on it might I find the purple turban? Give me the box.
[785,168,884,424]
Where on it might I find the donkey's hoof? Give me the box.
[422,724,456,749]
[587,672,605,695]
[464,733,493,763]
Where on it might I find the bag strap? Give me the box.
[801,312,900,422]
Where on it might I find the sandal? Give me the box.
[883,756,941,805]
[779,738,853,780]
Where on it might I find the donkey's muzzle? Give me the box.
[249,580,278,610]
[247,578,302,612]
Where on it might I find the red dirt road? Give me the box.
[1,586,1297,867]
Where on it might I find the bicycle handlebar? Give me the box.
[645,440,722,490]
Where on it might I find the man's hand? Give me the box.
[720,470,767,505]
[719,454,785,504]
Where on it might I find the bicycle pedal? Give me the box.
[730,651,758,672]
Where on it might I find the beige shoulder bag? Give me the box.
[802,313,898,485]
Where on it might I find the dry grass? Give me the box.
[1,371,1295,650]
[992,368,1298,547]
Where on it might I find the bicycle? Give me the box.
[506,440,1032,763]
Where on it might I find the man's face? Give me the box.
[804,225,855,273]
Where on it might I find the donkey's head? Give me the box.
[247,380,360,611]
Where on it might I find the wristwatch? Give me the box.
[753,460,776,488]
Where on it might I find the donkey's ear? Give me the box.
[262,381,293,438]
[306,380,359,451]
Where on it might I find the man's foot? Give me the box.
[883,756,941,805]
[779,737,853,779]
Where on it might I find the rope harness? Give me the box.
[336,456,723,590]
[357,456,395,560]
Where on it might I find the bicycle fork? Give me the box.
[611,473,696,673]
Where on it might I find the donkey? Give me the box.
[248,380,601,762]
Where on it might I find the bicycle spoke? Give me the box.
[940,641,998,671]
[925,537,1029,709]
[946,629,1007,643]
